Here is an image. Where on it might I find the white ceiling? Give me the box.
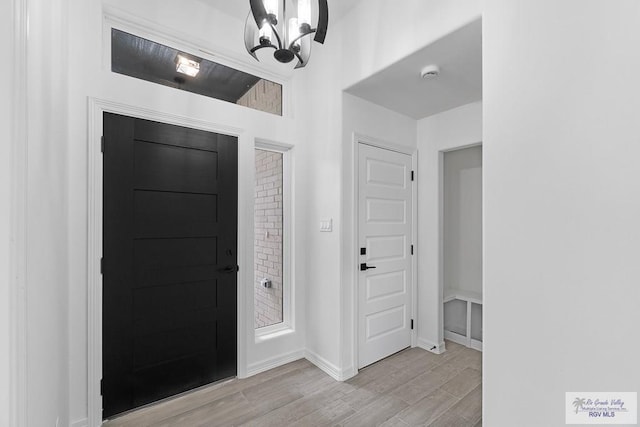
[198,1,480,119]
[201,0,361,22]
[345,19,482,120]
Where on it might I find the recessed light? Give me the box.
[420,64,440,79]
[175,54,200,77]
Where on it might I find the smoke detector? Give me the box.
[420,64,440,79]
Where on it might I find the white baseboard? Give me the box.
[444,330,467,347]
[338,365,357,381]
[418,337,446,354]
[304,350,356,381]
[470,338,483,352]
[442,331,483,352]
[245,349,305,377]
[71,419,88,427]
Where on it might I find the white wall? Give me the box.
[1,0,14,424]
[66,1,307,424]
[21,0,72,425]
[295,0,484,378]
[443,145,482,294]
[291,34,345,376]
[417,101,482,351]
[484,1,640,425]
[340,93,417,373]
[305,0,485,371]
[340,0,482,89]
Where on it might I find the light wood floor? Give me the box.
[104,340,482,427]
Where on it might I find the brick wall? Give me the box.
[254,149,284,328]
[237,79,282,116]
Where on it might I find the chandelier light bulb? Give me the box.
[288,17,301,48]
[298,0,311,26]
[263,0,279,21]
[259,23,273,43]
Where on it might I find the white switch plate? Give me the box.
[320,219,333,232]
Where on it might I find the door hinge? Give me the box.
[101,136,105,153]
[100,379,103,396]
[411,245,414,255]
[100,258,103,275]
[411,319,414,330]
[411,170,415,181]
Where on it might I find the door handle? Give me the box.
[360,263,377,271]
[219,265,239,273]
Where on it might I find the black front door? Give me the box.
[102,113,238,418]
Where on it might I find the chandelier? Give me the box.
[244,0,328,69]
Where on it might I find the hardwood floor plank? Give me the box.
[339,395,409,427]
[385,348,431,368]
[396,388,460,426]
[340,386,381,411]
[440,368,482,399]
[445,349,482,372]
[362,366,422,395]
[289,398,357,427]
[153,392,251,427]
[379,415,410,426]
[157,391,303,427]
[215,392,305,427]
[241,365,320,402]
[450,385,482,424]
[103,342,482,427]
[428,412,475,427]
[239,382,351,427]
[389,367,456,406]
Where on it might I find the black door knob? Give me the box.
[220,265,239,273]
[360,263,377,271]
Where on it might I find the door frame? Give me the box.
[87,98,247,426]
[437,142,483,351]
[351,133,418,373]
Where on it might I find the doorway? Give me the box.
[102,113,238,418]
[442,145,483,351]
[357,143,414,368]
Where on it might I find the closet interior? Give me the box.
[443,145,483,351]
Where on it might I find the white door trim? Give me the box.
[351,133,418,374]
[10,0,28,425]
[253,140,295,341]
[87,97,247,426]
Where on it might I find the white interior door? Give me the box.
[358,143,413,368]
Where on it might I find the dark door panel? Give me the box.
[133,117,225,152]
[133,141,219,194]
[133,237,218,287]
[103,112,237,419]
[133,191,218,239]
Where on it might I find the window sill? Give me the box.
[255,324,294,342]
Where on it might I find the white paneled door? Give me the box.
[358,143,413,369]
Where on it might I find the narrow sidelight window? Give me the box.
[254,149,284,329]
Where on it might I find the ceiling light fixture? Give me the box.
[420,64,440,79]
[244,0,328,69]
[175,54,201,77]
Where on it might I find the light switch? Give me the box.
[320,219,333,232]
